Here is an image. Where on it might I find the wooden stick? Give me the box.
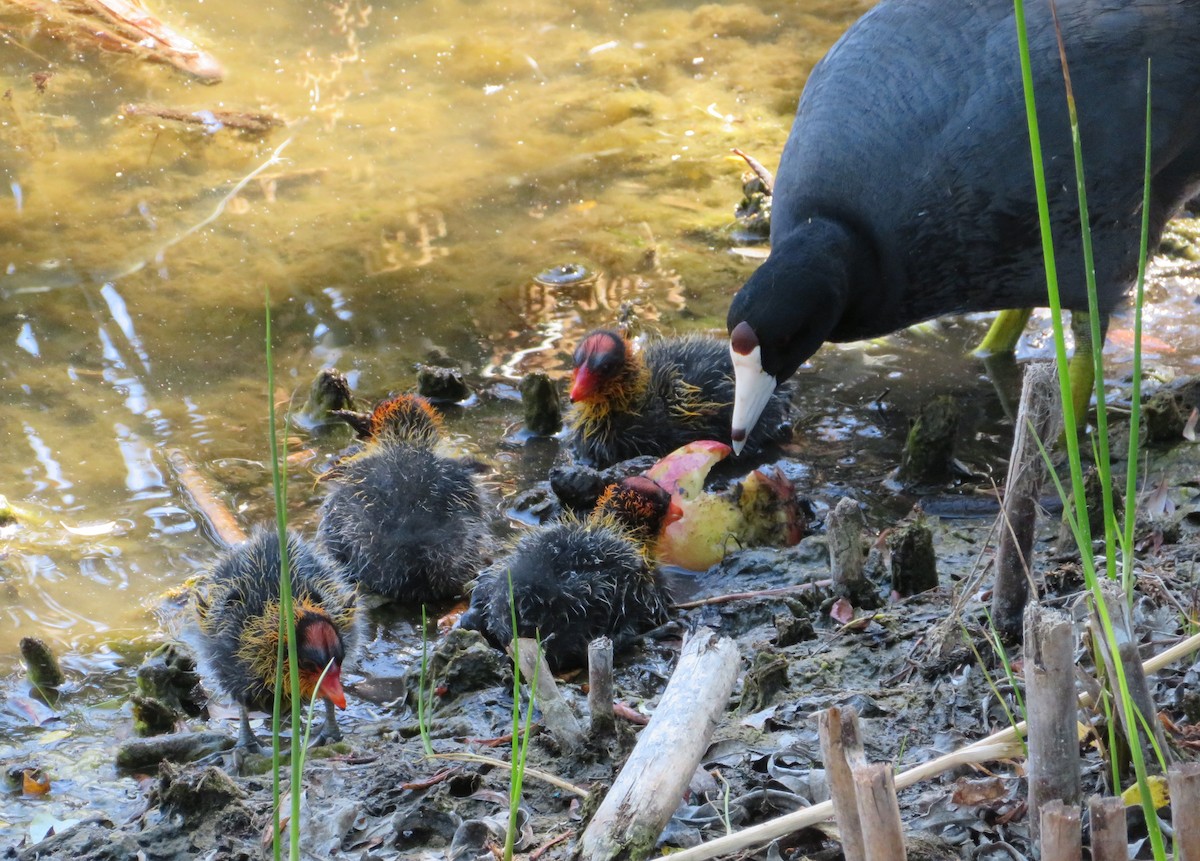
[166,449,247,548]
[588,637,615,739]
[991,361,1060,641]
[1039,800,1081,861]
[1024,603,1081,843]
[817,707,866,861]
[671,581,830,611]
[852,762,906,861]
[511,638,585,753]
[1087,795,1127,861]
[664,630,1200,861]
[577,628,739,861]
[1168,762,1200,861]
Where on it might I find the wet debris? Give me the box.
[417,364,471,403]
[131,644,206,736]
[739,650,789,714]
[897,394,961,486]
[120,103,284,136]
[533,263,593,287]
[292,367,356,433]
[1143,388,1187,443]
[7,0,224,83]
[114,730,235,771]
[19,636,64,690]
[888,509,938,597]
[731,148,774,240]
[520,371,562,436]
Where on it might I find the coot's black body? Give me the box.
[568,331,791,467]
[728,0,1200,441]
[459,476,676,671]
[317,442,491,603]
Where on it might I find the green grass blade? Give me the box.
[1123,63,1153,594]
[266,293,303,861]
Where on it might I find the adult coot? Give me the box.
[568,329,791,466]
[196,528,363,749]
[727,0,1200,451]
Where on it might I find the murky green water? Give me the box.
[3,0,1200,840]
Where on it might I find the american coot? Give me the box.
[317,394,492,603]
[196,528,363,749]
[727,0,1200,451]
[459,476,680,671]
[568,329,791,466]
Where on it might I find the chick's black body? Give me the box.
[460,476,675,670]
[569,331,790,466]
[728,0,1200,393]
[317,440,491,603]
[196,528,362,747]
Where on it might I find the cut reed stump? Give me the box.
[512,638,585,753]
[991,361,1061,642]
[826,497,877,607]
[1039,800,1081,861]
[1090,581,1170,767]
[1087,795,1127,861]
[888,509,937,597]
[1168,762,1200,861]
[576,627,739,861]
[897,394,960,485]
[1024,603,1081,844]
[852,762,906,861]
[817,706,867,861]
[588,637,615,739]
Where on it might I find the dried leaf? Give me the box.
[950,776,1007,806]
[829,597,856,625]
[22,769,51,796]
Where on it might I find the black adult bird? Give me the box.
[568,329,791,466]
[727,0,1200,451]
[196,528,363,749]
[318,394,492,603]
[459,476,681,671]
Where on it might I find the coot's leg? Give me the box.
[1066,309,1108,426]
[237,705,263,752]
[311,698,343,746]
[973,308,1033,357]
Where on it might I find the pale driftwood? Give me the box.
[817,706,866,861]
[852,762,905,861]
[167,449,247,548]
[577,628,739,861]
[511,638,585,753]
[1087,795,1127,861]
[588,637,615,739]
[1039,800,1081,861]
[1168,762,1200,861]
[665,630,1200,861]
[991,362,1061,641]
[827,497,868,595]
[1091,581,1170,765]
[1024,603,1080,843]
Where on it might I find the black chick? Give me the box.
[726,0,1200,448]
[459,475,680,671]
[567,329,791,467]
[196,527,362,749]
[317,394,491,603]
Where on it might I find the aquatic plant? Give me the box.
[1011,0,1165,854]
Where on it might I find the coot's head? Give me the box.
[727,232,852,452]
[344,393,444,447]
[570,330,627,403]
[294,607,348,709]
[594,475,683,540]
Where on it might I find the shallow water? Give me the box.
[2,0,1200,841]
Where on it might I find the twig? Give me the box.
[428,751,588,798]
[671,581,830,610]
